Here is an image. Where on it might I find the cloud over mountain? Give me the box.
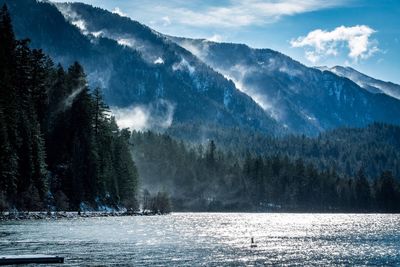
[291,25,379,63]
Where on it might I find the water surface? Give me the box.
[1,213,399,266]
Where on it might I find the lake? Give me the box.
[1,213,400,266]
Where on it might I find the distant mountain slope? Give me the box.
[321,66,400,100]
[171,37,400,135]
[2,0,281,135]
[4,0,400,137]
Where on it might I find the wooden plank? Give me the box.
[0,255,64,265]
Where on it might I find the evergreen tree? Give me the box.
[375,171,399,212]
[0,5,18,206]
[206,140,216,167]
[354,168,371,210]
[0,8,142,211]
[70,78,97,204]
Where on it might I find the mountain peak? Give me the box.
[327,65,400,99]
[4,0,400,137]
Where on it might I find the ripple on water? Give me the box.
[0,213,399,266]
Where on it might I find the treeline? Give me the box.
[167,122,400,180]
[132,131,400,212]
[0,5,138,211]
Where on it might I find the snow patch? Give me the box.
[91,31,103,38]
[172,58,195,74]
[117,38,135,48]
[154,57,164,64]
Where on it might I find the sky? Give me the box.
[52,0,400,84]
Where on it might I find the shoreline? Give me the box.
[0,211,160,221]
[1,210,398,221]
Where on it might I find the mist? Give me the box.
[111,99,175,131]
[63,85,85,109]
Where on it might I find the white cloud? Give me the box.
[161,16,171,26]
[158,0,347,28]
[111,100,175,131]
[291,25,379,63]
[55,3,89,34]
[207,34,224,42]
[112,7,128,17]
[55,0,348,29]
[112,106,148,131]
[71,19,87,32]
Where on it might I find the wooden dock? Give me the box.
[0,255,64,265]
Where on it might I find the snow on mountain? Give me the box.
[3,0,400,137]
[171,37,400,135]
[326,66,400,100]
[3,0,281,136]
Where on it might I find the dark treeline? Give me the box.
[132,131,400,212]
[0,5,138,211]
[167,122,400,180]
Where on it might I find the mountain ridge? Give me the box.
[317,65,400,100]
[3,0,400,137]
[2,0,283,136]
[171,37,400,135]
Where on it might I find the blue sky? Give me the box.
[52,0,400,84]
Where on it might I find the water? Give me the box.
[1,213,400,266]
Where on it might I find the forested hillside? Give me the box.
[0,5,138,211]
[166,122,400,180]
[132,131,400,212]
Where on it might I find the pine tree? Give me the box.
[376,171,399,212]
[70,82,97,204]
[206,140,216,167]
[0,108,17,205]
[113,127,138,208]
[30,49,52,127]
[92,87,109,136]
[0,5,19,204]
[354,168,371,210]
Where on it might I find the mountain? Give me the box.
[3,0,400,137]
[2,0,281,135]
[319,66,400,100]
[171,37,400,135]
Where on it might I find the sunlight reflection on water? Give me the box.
[1,213,399,266]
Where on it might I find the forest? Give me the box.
[1,4,399,213]
[132,131,400,212]
[167,122,400,180]
[0,5,138,212]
